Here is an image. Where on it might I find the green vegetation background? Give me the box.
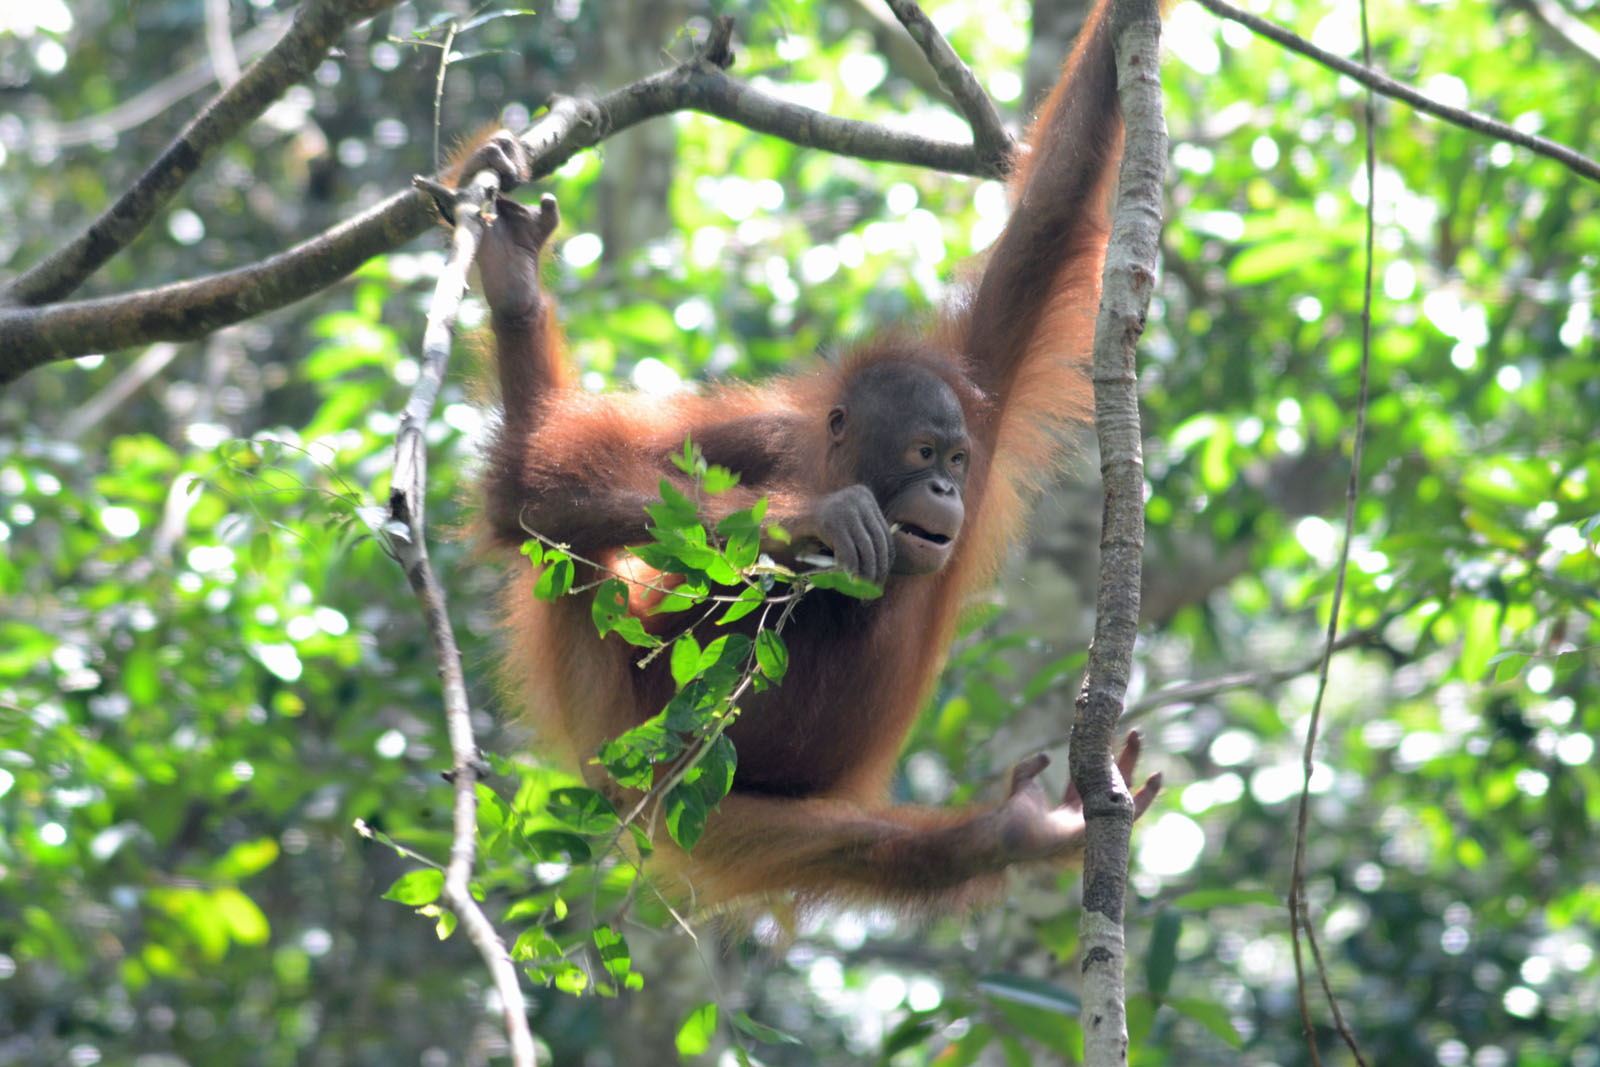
[1,0,1595,1064]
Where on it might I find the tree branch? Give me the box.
[1069,0,1164,1063]
[33,15,290,150]
[883,0,1015,171]
[1195,0,1600,184]
[580,16,1002,174]
[204,0,244,87]
[382,174,539,1067]
[59,342,182,441]
[1512,0,1600,69]
[0,16,1008,386]
[1,0,401,309]
[1006,622,1403,778]
[1126,624,1386,719]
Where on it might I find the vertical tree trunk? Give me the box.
[1068,0,1166,1064]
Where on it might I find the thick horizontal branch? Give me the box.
[580,17,1003,176]
[2,0,401,309]
[0,190,439,385]
[1196,0,1600,184]
[0,16,1004,386]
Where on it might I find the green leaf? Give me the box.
[702,464,740,494]
[502,897,545,923]
[692,734,737,804]
[592,578,629,633]
[593,925,638,987]
[458,8,540,32]
[553,965,590,995]
[546,787,620,833]
[612,616,662,647]
[1127,993,1156,1047]
[709,633,752,674]
[611,301,678,346]
[663,737,736,853]
[730,1011,801,1045]
[881,1011,939,1056]
[1145,907,1181,998]
[715,506,764,572]
[598,715,678,790]
[1029,910,1078,960]
[633,536,712,572]
[1490,651,1529,684]
[755,628,788,682]
[992,1001,1079,1049]
[807,570,882,599]
[939,1023,997,1067]
[1199,419,1236,492]
[1228,237,1313,284]
[722,533,761,573]
[646,478,700,530]
[524,830,592,864]
[511,929,562,963]
[1022,652,1087,703]
[122,649,161,703]
[670,436,699,476]
[1170,888,1281,910]
[671,633,703,689]
[977,972,1081,1015]
[718,584,764,625]
[1166,997,1244,1049]
[704,554,741,586]
[676,1001,718,1057]
[533,553,575,600]
[249,530,273,570]
[592,578,662,648]
[212,888,270,946]
[476,782,508,834]
[652,578,710,614]
[716,504,762,539]
[665,785,709,850]
[211,837,280,880]
[1458,598,1502,681]
[382,869,444,906]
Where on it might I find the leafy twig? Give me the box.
[514,527,804,609]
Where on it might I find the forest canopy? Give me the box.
[0,0,1596,1064]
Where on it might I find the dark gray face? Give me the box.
[829,363,970,575]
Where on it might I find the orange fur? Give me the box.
[439,123,506,186]
[478,0,1135,913]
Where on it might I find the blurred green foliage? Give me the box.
[1,0,1597,1064]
